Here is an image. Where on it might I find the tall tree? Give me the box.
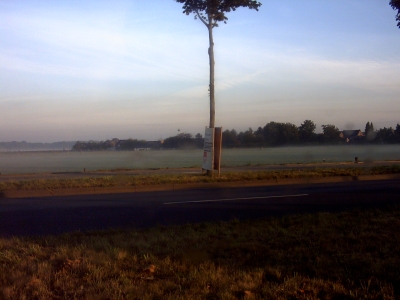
[375,127,395,144]
[222,129,240,147]
[395,124,400,136]
[238,127,259,147]
[365,121,376,142]
[321,124,341,144]
[263,122,299,146]
[298,120,317,143]
[175,0,262,128]
[390,0,400,28]
[394,124,400,143]
[365,122,371,134]
[263,122,280,146]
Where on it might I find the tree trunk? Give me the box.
[208,15,215,129]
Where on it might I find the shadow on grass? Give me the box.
[1,205,399,299]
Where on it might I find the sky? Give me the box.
[1,0,400,143]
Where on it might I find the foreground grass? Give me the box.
[1,206,399,299]
[1,165,399,192]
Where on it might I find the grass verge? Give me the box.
[1,165,399,192]
[1,205,399,299]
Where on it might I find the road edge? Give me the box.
[2,174,400,199]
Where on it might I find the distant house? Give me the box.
[340,130,364,143]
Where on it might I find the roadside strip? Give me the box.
[2,174,399,199]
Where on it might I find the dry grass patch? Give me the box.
[1,165,399,193]
[1,205,399,299]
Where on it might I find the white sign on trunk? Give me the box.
[202,127,214,171]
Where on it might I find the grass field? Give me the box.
[1,165,399,193]
[1,205,399,299]
[1,145,400,174]
[1,163,399,299]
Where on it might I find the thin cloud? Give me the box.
[1,9,207,81]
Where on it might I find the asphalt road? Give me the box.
[1,179,399,237]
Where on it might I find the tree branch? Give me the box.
[195,9,208,27]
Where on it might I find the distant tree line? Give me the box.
[162,133,204,149]
[72,133,205,151]
[0,141,75,151]
[221,121,400,148]
[72,139,120,151]
[71,121,400,151]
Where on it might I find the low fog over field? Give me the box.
[1,145,399,175]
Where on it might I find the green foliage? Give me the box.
[118,139,154,150]
[72,138,120,151]
[321,124,341,144]
[236,127,264,147]
[375,127,395,144]
[395,124,400,143]
[263,122,299,146]
[72,139,164,151]
[163,132,203,149]
[365,121,376,142]
[176,0,262,27]
[396,124,400,135]
[390,0,400,28]
[71,120,400,151]
[222,129,240,147]
[298,120,317,143]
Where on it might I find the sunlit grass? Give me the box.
[1,206,399,299]
[0,165,399,192]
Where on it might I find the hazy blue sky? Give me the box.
[1,0,400,142]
